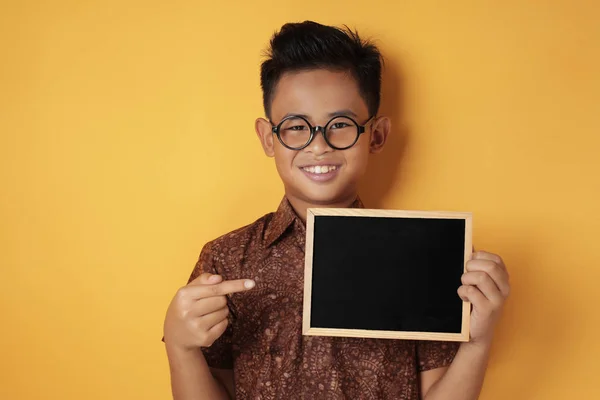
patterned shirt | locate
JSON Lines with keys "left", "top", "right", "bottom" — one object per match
{"left": 188, "top": 197, "right": 459, "bottom": 399}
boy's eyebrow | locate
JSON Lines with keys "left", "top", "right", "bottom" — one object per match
{"left": 280, "top": 109, "right": 358, "bottom": 121}
{"left": 327, "top": 109, "right": 358, "bottom": 118}
{"left": 281, "top": 113, "right": 309, "bottom": 120}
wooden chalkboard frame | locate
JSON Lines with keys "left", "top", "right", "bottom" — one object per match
{"left": 302, "top": 208, "right": 472, "bottom": 342}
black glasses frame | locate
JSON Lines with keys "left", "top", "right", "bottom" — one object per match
{"left": 271, "top": 115, "right": 374, "bottom": 151}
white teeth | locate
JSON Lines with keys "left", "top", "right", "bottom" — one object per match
{"left": 302, "top": 165, "right": 337, "bottom": 174}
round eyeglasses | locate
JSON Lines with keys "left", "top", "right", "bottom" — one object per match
{"left": 271, "top": 115, "right": 374, "bottom": 151}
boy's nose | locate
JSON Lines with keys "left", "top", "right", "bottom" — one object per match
{"left": 305, "top": 129, "right": 333, "bottom": 155}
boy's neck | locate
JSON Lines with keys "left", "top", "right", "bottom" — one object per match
{"left": 286, "top": 193, "right": 359, "bottom": 223}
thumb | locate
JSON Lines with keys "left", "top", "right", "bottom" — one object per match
{"left": 190, "top": 272, "right": 223, "bottom": 285}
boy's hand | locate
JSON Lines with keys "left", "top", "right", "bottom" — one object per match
{"left": 458, "top": 251, "right": 510, "bottom": 345}
{"left": 163, "top": 273, "right": 255, "bottom": 351}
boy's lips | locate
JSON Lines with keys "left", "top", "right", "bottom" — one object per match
{"left": 298, "top": 164, "right": 341, "bottom": 182}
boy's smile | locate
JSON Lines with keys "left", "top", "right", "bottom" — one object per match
{"left": 256, "top": 69, "right": 390, "bottom": 218}
{"left": 298, "top": 163, "right": 340, "bottom": 182}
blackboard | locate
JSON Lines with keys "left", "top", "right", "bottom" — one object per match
{"left": 302, "top": 208, "right": 472, "bottom": 342}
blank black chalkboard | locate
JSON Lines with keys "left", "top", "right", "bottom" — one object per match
{"left": 302, "top": 208, "right": 472, "bottom": 342}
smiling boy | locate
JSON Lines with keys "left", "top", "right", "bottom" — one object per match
{"left": 163, "top": 21, "right": 510, "bottom": 400}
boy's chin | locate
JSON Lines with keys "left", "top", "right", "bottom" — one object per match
{"left": 292, "top": 186, "right": 353, "bottom": 206}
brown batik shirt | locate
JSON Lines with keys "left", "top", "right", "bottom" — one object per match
{"left": 188, "top": 197, "right": 460, "bottom": 399}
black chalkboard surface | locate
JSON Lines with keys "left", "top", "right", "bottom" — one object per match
{"left": 302, "top": 208, "right": 472, "bottom": 342}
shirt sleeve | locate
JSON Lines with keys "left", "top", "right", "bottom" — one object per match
{"left": 186, "top": 243, "right": 234, "bottom": 369}
{"left": 415, "top": 340, "right": 460, "bottom": 372}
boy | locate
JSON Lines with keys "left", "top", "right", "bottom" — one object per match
{"left": 163, "top": 21, "right": 510, "bottom": 400}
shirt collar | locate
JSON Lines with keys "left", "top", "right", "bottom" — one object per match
{"left": 265, "top": 196, "right": 365, "bottom": 247}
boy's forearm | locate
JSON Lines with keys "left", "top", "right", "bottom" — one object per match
{"left": 166, "top": 344, "right": 231, "bottom": 400}
{"left": 423, "top": 340, "right": 492, "bottom": 400}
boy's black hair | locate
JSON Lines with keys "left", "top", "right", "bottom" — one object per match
{"left": 260, "top": 21, "right": 383, "bottom": 120}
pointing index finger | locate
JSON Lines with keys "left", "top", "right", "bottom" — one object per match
{"left": 206, "top": 279, "right": 256, "bottom": 297}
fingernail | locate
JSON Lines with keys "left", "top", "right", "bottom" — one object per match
{"left": 244, "top": 280, "right": 255, "bottom": 289}
{"left": 208, "top": 275, "right": 221, "bottom": 283}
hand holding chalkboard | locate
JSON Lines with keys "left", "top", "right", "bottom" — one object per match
{"left": 459, "top": 251, "right": 510, "bottom": 343}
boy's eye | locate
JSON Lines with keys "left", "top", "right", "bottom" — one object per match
{"left": 285, "top": 125, "right": 308, "bottom": 131}
{"left": 330, "top": 122, "right": 351, "bottom": 129}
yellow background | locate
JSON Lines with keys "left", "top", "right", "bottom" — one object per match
{"left": 1, "top": 1, "right": 599, "bottom": 399}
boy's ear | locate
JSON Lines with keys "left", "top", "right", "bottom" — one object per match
{"left": 255, "top": 118, "right": 275, "bottom": 157}
{"left": 369, "top": 116, "right": 391, "bottom": 154}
